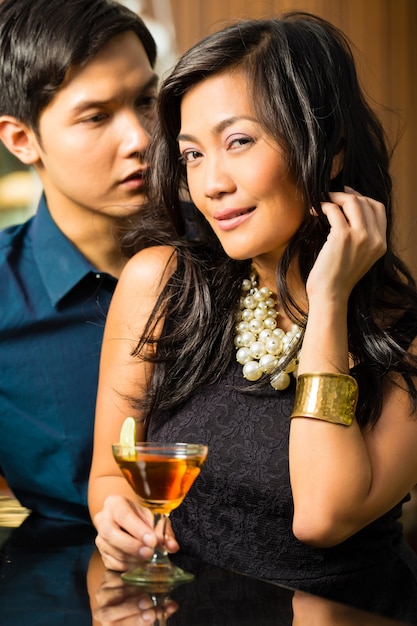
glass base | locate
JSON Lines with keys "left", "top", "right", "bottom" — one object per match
{"left": 121, "top": 560, "right": 195, "bottom": 587}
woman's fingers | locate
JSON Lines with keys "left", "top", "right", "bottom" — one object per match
{"left": 93, "top": 495, "right": 180, "bottom": 572}
{"left": 94, "top": 496, "right": 156, "bottom": 571}
{"left": 307, "top": 189, "right": 387, "bottom": 300}
{"left": 327, "top": 189, "right": 387, "bottom": 244}
{"left": 324, "top": 189, "right": 386, "bottom": 251}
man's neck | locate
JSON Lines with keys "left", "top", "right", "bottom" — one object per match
{"left": 45, "top": 196, "right": 129, "bottom": 279}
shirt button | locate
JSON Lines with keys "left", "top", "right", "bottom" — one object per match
{"left": 96, "top": 273, "right": 101, "bottom": 279}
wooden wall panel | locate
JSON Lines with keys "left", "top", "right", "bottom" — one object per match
{"left": 168, "top": 0, "right": 417, "bottom": 277}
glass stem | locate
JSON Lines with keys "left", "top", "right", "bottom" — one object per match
{"left": 150, "top": 512, "right": 169, "bottom": 564}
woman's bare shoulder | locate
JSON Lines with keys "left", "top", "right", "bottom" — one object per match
{"left": 118, "top": 245, "right": 176, "bottom": 293}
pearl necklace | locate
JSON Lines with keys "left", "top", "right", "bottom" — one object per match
{"left": 234, "top": 273, "right": 302, "bottom": 390}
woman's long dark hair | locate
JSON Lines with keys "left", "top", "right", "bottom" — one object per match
{"left": 121, "top": 12, "right": 417, "bottom": 427}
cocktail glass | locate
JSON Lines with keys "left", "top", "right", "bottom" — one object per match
{"left": 112, "top": 442, "right": 208, "bottom": 585}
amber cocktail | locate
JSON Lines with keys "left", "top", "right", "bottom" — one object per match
{"left": 112, "top": 442, "right": 208, "bottom": 585}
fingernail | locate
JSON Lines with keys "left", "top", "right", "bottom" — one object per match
{"left": 143, "top": 532, "right": 155, "bottom": 546}
{"left": 138, "top": 597, "right": 153, "bottom": 610}
{"left": 139, "top": 545, "right": 153, "bottom": 559}
{"left": 141, "top": 611, "right": 155, "bottom": 622}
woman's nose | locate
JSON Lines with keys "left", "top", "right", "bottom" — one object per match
{"left": 203, "top": 157, "right": 236, "bottom": 198}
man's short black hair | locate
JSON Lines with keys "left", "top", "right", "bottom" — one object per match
{"left": 0, "top": 0, "right": 157, "bottom": 132}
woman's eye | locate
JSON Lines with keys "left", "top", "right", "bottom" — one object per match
{"left": 180, "top": 149, "right": 202, "bottom": 164}
{"left": 228, "top": 136, "right": 253, "bottom": 149}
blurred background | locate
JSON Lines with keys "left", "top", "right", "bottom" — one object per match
{"left": 0, "top": 0, "right": 415, "bottom": 279}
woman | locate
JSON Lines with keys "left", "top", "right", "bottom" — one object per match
{"left": 88, "top": 12, "right": 417, "bottom": 617}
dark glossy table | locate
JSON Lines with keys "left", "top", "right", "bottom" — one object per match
{"left": 0, "top": 512, "right": 415, "bottom": 626}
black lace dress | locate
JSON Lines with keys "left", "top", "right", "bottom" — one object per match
{"left": 147, "top": 319, "right": 417, "bottom": 623}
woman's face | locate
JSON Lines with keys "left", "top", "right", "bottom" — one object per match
{"left": 178, "top": 70, "right": 306, "bottom": 268}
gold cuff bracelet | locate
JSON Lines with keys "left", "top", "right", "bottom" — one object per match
{"left": 290, "top": 373, "right": 358, "bottom": 427}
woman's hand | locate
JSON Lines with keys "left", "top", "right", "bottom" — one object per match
{"left": 93, "top": 495, "right": 180, "bottom": 572}
{"left": 307, "top": 187, "right": 387, "bottom": 304}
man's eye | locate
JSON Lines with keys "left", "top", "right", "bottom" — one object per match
{"left": 136, "top": 95, "right": 157, "bottom": 108}
{"left": 82, "top": 113, "right": 108, "bottom": 124}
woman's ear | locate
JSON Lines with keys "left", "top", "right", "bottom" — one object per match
{"left": 0, "top": 116, "right": 41, "bottom": 165}
{"left": 330, "top": 145, "right": 345, "bottom": 179}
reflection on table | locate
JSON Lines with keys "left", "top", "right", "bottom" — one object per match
{"left": 0, "top": 513, "right": 415, "bottom": 626}
{"left": 89, "top": 552, "right": 410, "bottom": 626}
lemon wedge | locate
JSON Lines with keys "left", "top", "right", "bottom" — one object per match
{"left": 119, "top": 416, "right": 136, "bottom": 449}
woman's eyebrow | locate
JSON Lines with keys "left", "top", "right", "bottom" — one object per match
{"left": 177, "top": 115, "right": 256, "bottom": 141}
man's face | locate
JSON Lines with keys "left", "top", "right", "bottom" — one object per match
{"left": 32, "top": 31, "right": 158, "bottom": 221}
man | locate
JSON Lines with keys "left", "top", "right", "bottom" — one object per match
{"left": 0, "top": 0, "right": 158, "bottom": 523}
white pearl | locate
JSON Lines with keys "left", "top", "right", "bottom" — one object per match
{"left": 242, "top": 278, "right": 252, "bottom": 291}
{"left": 259, "top": 329, "right": 273, "bottom": 342}
{"left": 236, "top": 321, "right": 249, "bottom": 333}
{"left": 259, "top": 353, "right": 277, "bottom": 373}
{"left": 259, "top": 286, "right": 272, "bottom": 298}
{"left": 240, "top": 331, "right": 256, "bottom": 347}
{"left": 243, "top": 360, "right": 263, "bottom": 381}
{"left": 236, "top": 347, "right": 251, "bottom": 364}
{"left": 241, "top": 308, "right": 254, "bottom": 322}
{"left": 234, "top": 334, "right": 244, "bottom": 348}
{"left": 254, "top": 306, "right": 268, "bottom": 320}
{"left": 249, "top": 341, "right": 267, "bottom": 359}
{"left": 266, "top": 337, "right": 283, "bottom": 355}
{"left": 270, "top": 371, "right": 291, "bottom": 390}
{"left": 263, "top": 316, "right": 277, "bottom": 330}
{"left": 249, "top": 318, "right": 264, "bottom": 333}
{"left": 244, "top": 295, "right": 257, "bottom": 309}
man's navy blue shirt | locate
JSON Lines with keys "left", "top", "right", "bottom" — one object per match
{"left": 0, "top": 196, "right": 117, "bottom": 523}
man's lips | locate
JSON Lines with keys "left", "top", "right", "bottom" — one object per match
{"left": 122, "top": 169, "right": 147, "bottom": 183}
{"left": 121, "top": 169, "right": 148, "bottom": 189}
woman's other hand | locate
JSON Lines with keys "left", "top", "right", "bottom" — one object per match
{"left": 307, "top": 188, "right": 387, "bottom": 304}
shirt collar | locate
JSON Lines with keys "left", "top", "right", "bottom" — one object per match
{"left": 31, "top": 195, "right": 98, "bottom": 306}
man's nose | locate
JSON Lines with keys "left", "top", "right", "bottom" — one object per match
{"left": 121, "top": 110, "right": 154, "bottom": 158}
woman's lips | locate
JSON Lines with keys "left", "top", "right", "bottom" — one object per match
{"left": 214, "top": 206, "right": 256, "bottom": 231}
